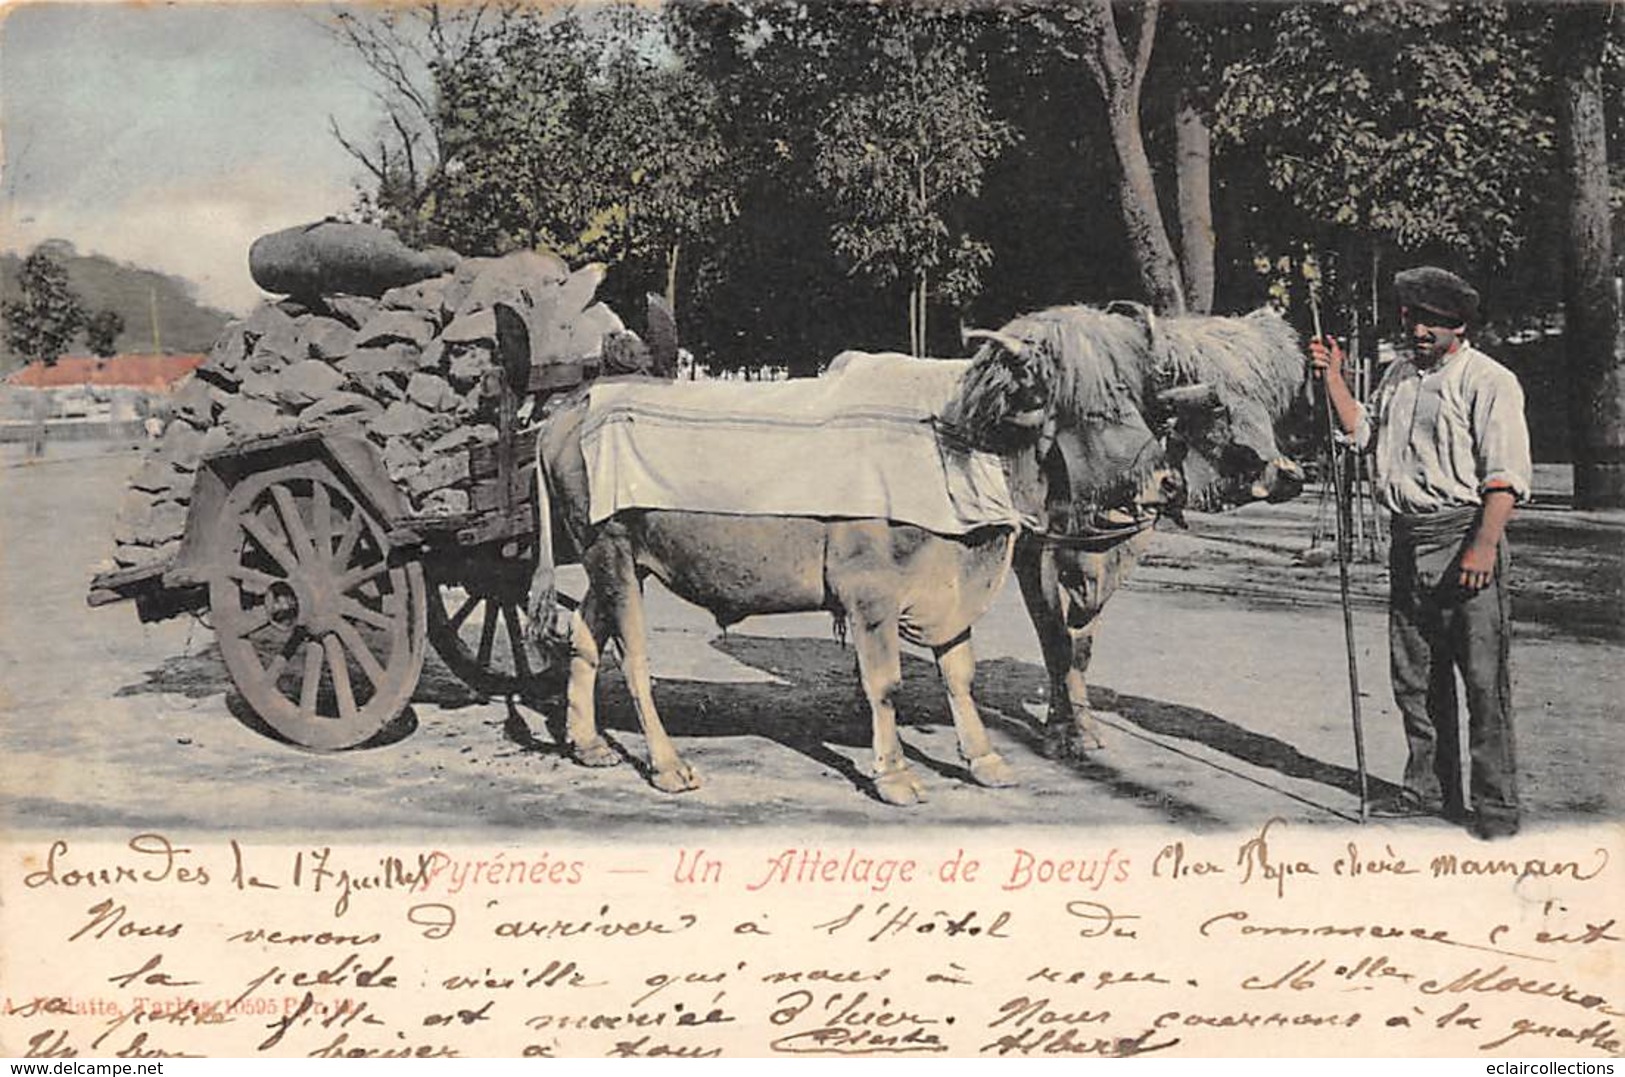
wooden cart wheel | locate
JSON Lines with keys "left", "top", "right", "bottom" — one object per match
{"left": 207, "top": 461, "right": 427, "bottom": 750}
{"left": 427, "top": 558, "right": 570, "bottom": 696}
{"left": 426, "top": 561, "right": 533, "bottom": 697}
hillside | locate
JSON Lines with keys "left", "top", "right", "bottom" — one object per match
{"left": 0, "top": 240, "right": 232, "bottom": 372}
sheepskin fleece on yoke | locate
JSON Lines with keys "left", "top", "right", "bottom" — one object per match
{"left": 580, "top": 351, "right": 1024, "bottom": 536}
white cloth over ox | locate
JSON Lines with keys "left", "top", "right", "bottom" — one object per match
{"left": 580, "top": 351, "right": 1025, "bottom": 536}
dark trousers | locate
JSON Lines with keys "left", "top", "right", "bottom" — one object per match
{"left": 1388, "top": 525, "right": 1519, "bottom": 822}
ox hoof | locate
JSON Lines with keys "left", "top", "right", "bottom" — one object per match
{"left": 1044, "top": 718, "right": 1105, "bottom": 760}
{"left": 652, "top": 762, "right": 701, "bottom": 794}
{"left": 874, "top": 769, "right": 927, "bottom": 807}
{"left": 968, "top": 752, "right": 1017, "bottom": 788}
{"left": 573, "top": 738, "right": 621, "bottom": 768}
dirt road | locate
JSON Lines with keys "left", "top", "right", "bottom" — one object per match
{"left": 2, "top": 439, "right": 1620, "bottom": 839}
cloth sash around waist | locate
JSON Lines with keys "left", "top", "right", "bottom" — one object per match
{"left": 1390, "top": 504, "right": 1480, "bottom": 588}
{"left": 1390, "top": 504, "right": 1479, "bottom": 546}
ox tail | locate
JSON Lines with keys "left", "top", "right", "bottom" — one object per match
{"left": 528, "top": 435, "right": 561, "bottom": 653}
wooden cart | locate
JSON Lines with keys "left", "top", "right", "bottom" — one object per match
{"left": 86, "top": 333, "right": 594, "bottom": 751}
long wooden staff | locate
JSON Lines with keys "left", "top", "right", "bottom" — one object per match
{"left": 1306, "top": 263, "right": 1370, "bottom": 822}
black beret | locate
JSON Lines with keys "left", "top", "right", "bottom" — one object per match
{"left": 1395, "top": 266, "right": 1479, "bottom": 325}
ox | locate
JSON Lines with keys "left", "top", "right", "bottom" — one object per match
{"left": 524, "top": 323, "right": 1202, "bottom": 804}
{"left": 523, "top": 303, "right": 1304, "bottom": 803}
{"left": 993, "top": 305, "right": 1307, "bottom": 758}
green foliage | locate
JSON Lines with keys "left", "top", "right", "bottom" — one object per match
{"left": 812, "top": 19, "right": 1014, "bottom": 305}
{"left": 83, "top": 309, "right": 125, "bottom": 359}
{"left": 806, "top": 11, "right": 1016, "bottom": 350}
{"left": 1215, "top": 2, "right": 1554, "bottom": 264}
{"left": 2, "top": 249, "right": 86, "bottom": 367}
{"left": 338, "top": 2, "right": 735, "bottom": 305}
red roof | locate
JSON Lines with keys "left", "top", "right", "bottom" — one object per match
{"left": 5, "top": 353, "right": 205, "bottom": 390}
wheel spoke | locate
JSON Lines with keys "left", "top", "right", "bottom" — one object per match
{"left": 447, "top": 592, "right": 480, "bottom": 631}
{"left": 235, "top": 604, "right": 274, "bottom": 638}
{"left": 299, "top": 641, "right": 323, "bottom": 720}
{"left": 336, "top": 621, "right": 387, "bottom": 689}
{"left": 263, "top": 649, "right": 289, "bottom": 684}
{"left": 272, "top": 484, "right": 317, "bottom": 562}
{"left": 312, "top": 482, "right": 333, "bottom": 563}
{"left": 332, "top": 511, "right": 364, "bottom": 570}
{"left": 242, "top": 514, "right": 299, "bottom": 576}
{"left": 476, "top": 602, "right": 500, "bottom": 668}
{"left": 504, "top": 604, "right": 530, "bottom": 679}
{"left": 336, "top": 559, "right": 390, "bottom": 595}
{"left": 324, "top": 636, "right": 358, "bottom": 721}
{"left": 340, "top": 596, "right": 396, "bottom": 631}
{"left": 226, "top": 566, "right": 282, "bottom": 592}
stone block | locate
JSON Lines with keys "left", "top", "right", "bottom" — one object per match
{"left": 457, "top": 251, "right": 571, "bottom": 315}
{"left": 447, "top": 345, "right": 496, "bottom": 390}
{"left": 129, "top": 455, "right": 182, "bottom": 495}
{"left": 406, "top": 372, "right": 458, "bottom": 412}
{"left": 382, "top": 436, "right": 424, "bottom": 481}
{"left": 220, "top": 397, "right": 291, "bottom": 441}
{"left": 442, "top": 308, "right": 497, "bottom": 345}
{"left": 406, "top": 453, "right": 469, "bottom": 497}
{"left": 159, "top": 422, "right": 206, "bottom": 471}
{"left": 276, "top": 360, "right": 347, "bottom": 408}
{"left": 299, "top": 316, "right": 358, "bottom": 361}
{"left": 172, "top": 377, "right": 218, "bottom": 428}
{"left": 418, "top": 487, "right": 471, "bottom": 516}
{"left": 369, "top": 400, "right": 434, "bottom": 440}
{"left": 416, "top": 337, "right": 447, "bottom": 372}
{"left": 355, "top": 309, "right": 436, "bottom": 349}
{"left": 325, "top": 294, "right": 381, "bottom": 329}
{"left": 239, "top": 371, "right": 282, "bottom": 402}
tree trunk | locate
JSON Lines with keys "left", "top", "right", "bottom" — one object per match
{"left": 908, "top": 285, "right": 919, "bottom": 358}
{"left": 665, "top": 243, "right": 680, "bottom": 314}
{"left": 1559, "top": 15, "right": 1625, "bottom": 508}
{"left": 1174, "top": 101, "right": 1215, "bottom": 314}
{"left": 1078, "top": 0, "right": 1186, "bottom": 315}
{"left": 917, "top": 271, "right": 929, "bottom": 357}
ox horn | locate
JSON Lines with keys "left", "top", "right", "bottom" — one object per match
{"left": 1105, "top": 299, "right": 1158, "bottom": 333}
{"left": 1154, "top": 382, "right": 1220, "bottom": 409}
{"left": 962, "top": 327, "right": 1028, "bottom": 355}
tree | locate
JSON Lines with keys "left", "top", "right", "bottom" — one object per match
{"left": 811, "top": 12, "right": 1016, "bottom": 354}
{"left": 1215, "top": 3, "right": 1555, "bottom": 321}
{"left": 1068, "top": 0, "right": 1186, "bottom": 314}
{"left": 334, "top": 3, "right": 734, "bottom": 317}
{"left": 2, "top": 248, "right": 85, "bottom": 367}
{"left": 1553, "top": 2, "right": 1624, "bottom": 507}
{"left": 83, "top": 309, "right": 125, "bottom": 359}
{"left": 577, "top": 6, "right": 738, "bottom": 311}
{"left": 328, "top": 2, "right": 510, "bottom": 249}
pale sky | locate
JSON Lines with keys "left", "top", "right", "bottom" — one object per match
{"left": 1, "top": 1, "right": 389, "bottom": 314}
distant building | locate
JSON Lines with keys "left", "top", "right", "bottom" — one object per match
{"left": 5, "top": 353, "right": 205, "bottom": 392}
{"left": 2, "top": 353, "right": 204, "bottom": 425}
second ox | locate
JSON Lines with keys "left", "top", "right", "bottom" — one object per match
{"left": 991, "top": 304, "right": 1308, "bottom": 758}
{"left": 522, "top": 303, "right": 1304, "bottom": 804}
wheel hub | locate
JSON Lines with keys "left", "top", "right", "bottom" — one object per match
{"left": 267, "top": 580, "right": 301, "bottom": 628}
{"left": 282, "top": 569, "right": 344, "bottom": 636}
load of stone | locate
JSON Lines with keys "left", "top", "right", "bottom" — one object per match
{"left": 110, "top": 221, "right": 626, "bottom": 570}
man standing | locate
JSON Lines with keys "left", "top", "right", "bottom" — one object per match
{"left": 1310, "top": 267, "right": 1532, "bottom": 840}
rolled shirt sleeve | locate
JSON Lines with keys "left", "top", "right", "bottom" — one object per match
{"left": 1471, "top": 364, "right": 1533, "bottom": 503}
{"left": 1345, "top": 400, "right": 1375, "bottom": 452}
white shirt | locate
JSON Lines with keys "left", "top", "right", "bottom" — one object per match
{"left": 1347, "top": 341, "right": 1532, "bottom": 516}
